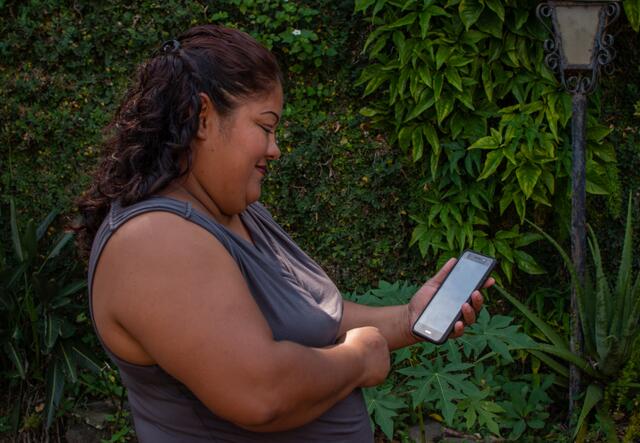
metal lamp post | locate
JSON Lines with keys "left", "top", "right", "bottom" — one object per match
{"left": 536, "top": 0, "right": 620, "bottom": 420}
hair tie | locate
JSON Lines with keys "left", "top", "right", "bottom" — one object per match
{"left": 160, "top": 39, "right": 181, "bottom": 55}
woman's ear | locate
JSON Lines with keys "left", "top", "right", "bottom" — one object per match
{"left": 195, "top": 93, "right": 214, "bottom": 140}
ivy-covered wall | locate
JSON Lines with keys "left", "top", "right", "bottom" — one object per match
{"left": 1, "top": 0, "right": 638, "bottom": 289}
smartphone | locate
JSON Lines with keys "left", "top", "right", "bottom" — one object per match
{"left": 412, "top": 250, "right": 496, "bottom": 344}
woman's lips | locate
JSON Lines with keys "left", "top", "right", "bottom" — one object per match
{"left": 256, "top": 165, "right": 267, "bottom": 175}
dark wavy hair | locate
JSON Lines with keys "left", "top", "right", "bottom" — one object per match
{"left": 75, "top": 25, "right": 283, "bottom": 259}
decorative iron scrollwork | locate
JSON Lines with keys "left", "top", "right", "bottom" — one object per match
{"left": 537, "top": 2, "right": 620, "bottom": 95}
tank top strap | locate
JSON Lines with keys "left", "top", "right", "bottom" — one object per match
{"left": 89, "top": 196, "right": 239, "bottom": 288}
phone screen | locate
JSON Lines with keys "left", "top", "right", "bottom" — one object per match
{"left": 413, "top": 251, "right": 494, "bottom": 342}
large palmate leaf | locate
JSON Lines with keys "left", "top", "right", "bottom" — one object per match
{"left": 460, "top": 308, "right": 536, "bottom": 361}
{"left": 457, "top": 388, "right": 504, "bottom": 436}
{"left": 363, "top": 385, "right": 407, "bottom": 440}
{"left": 399, "top": 355, "right": 474, "bottom": 424}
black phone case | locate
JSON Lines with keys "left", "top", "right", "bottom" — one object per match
{"left": 411, "top": 250, "right": 497, "bottom": 344}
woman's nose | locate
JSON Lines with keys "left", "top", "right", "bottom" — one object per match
{"left": 268, "top": 135, "right": 281, "bottom": 160}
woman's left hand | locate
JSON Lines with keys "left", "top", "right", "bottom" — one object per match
{"left": 407, "top": 258, "right": 494, "bottom": 341}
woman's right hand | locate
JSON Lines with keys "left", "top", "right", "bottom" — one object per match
{"left": 342, "top": 326, "right": 390, "bottom": 387}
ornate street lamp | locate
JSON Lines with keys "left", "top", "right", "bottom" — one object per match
{"left": 536, "top": 0, "right": 620, "bottom": 420}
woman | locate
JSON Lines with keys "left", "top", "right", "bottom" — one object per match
{"left": 76, "top": 25, "right": 491, "bottom": 442}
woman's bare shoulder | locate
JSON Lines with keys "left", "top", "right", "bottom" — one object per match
{"left": 92, "top": 210, "right": 248, "bottom": 362}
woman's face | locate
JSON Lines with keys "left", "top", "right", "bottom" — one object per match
{"left": 190, "top": 84, "right": 284, "bottom": 216}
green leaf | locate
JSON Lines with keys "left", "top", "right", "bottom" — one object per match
{"left": 513, "top": 8, "right": 529, "bottom": 30}
{"left": 363, "top": 73, "right": 389, "bottom": 96}
{"left": 3, "top": 342, "right": 26, "bottom": 379}
{"left": 364, "top": 386, "right": 407, "bottom": 440}
{"left": 573, "top": 384, "right": 603, "bottom": 439}
{"left": 419, "top": 11, "right": 433, "bottom": 39}
{"left": 398, "top": 125, "right": 413, "bottom": 151}
{"left": 402, "top": 355, "right": 472, "bottom": 424}
{"left": 586, "top": 178, "right": 609, "bottom": 195}
{"left": 514, "top": 250, "right": 546, "bottom": 275}
{"left": 516, "top": 163, "right": 541, "bottom": 198}
{"left": 36, "top": 208, "right": 60, "bottom": 241}
{"left": 458, "top": 389, "right": 504, "bottom": 436}
{"left": 494, "top": 239, "right": 514, "bottom": 262}
{"left": 624, "top": 0, "right": 640, "bottom": 32}
{"left": 513, "top": 232, "right": 543, "bottom": 248}
{"left": 459, "top": 0, "right": 483, "bottom": 30}
{"left": 445, "top": 67, "right": 463, "bottom": 91}
{"left": 10, "top": 199, "right": 24, "bottom": 262}
{"left": 476, "top": 9, "right": 503, "bottom": 39}
{"left": 388, "top": 12, "right": 418, "bottom": 29}
{"left": 58, "top": 280, "right": 87, "bottom": 299}
{"left": 45, "top": 313, "right": 62, "bottom": 351}
{"left": 435, "top": 93, "right": 454, "bottom": 125}
{"left": 481, "top": 64, "right": 493, "bottom": 102}
{"left": 529, "top": 350, "right": 569, "bottom": 379}
{"left": 360, "top": 107, "right": 381, "bottom": 117}
{"left": 485, "top": 0, "right": 505, "bottom": 22}
{"left": 433, "top": 72, "right": 444, "bottom": 99}
{"left": 44, "top": 232, "right": 74, "bottom": 262}
{"left": 423, "top": 124, "right": 440, "bottom": 156}
{"left": 58, "top": 341, "right": 78, "bottom": 384}
{"left": 404, "top": 93, "right": 435, "bottom": 122}
{"left": 418, "top": 65, "right": 433, "bottom": 88}
{"left": 72, "top": 343, "right": 104, "bottom": 373}
{"left": 615, "top": 195, "right": 633, "bottom": 299}
{"left": 477, "top": 150, "right": 503, "bottom": 180}
{"left": 354, "top": 0, "right": 377, "bottom": 13}
{"left": 412, "top": 128, "right": 424, "bottom": 161}
{"left": 468, "top": 135, "right": 499, "bottom": 150}
{"left": 465, "top": 309, "right": 536, "bottom": 361}
{"left": 45, "top": 360, "right": 65, "bottom": 428}
{"left": 455, "top": 88, "right": 475, "bottom": 110}
{"left": 430, "top": 150, "right": 441, "bottom": 181}
{"left": 494, "top": 285, "right": 569, "bottom": 351}
{"left": 435, "top": 45, "right": 452, "bottom": 70}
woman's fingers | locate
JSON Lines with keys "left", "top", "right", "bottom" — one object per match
{"left": 482, "top": 277, "right": 495, "bottom": 289}
{"left": 425, "top": 258, "right": 457, "bottom": 289}
{"left": 450, "top": 321, "right": 465, "bottom": 338}
{"left": 470, "top": 291, "right": 484, "bottom": 313}
{"left": 461, "top": 302, "right": 476, "bottom": 325}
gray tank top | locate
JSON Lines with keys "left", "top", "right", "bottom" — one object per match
{"left": 88, "top": 196, "right": 373, "bottom": 442}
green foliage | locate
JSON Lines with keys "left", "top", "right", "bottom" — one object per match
{"left": 262, "top": 109, "right": 427, "bottom": 290}
{"left": 0, "top": 200, "right": 102, "bottom": 428}
{"left": 345, "top": 281, "right": 555, "bottom": 440}
{"left": 354, "top": 0, "right": 618, "bottom": 280}
{"left": 625, "top": 0, "right": 640, "bottom": 32}
{"left": 496, "top": 195, "right": 640, "bottom": 440}
{"left": 528, "top": 195, "right": 640, "bottom": 379}
{"left": 498, "top": 376, "right": 552, "bottom": 440}
{"left": 1, "top": 0, "right": 638, "bottom": 439}
{"left": 607, "top": 336, "right": 640, "bottom": 414}
{"left": 208, "top": 0, "right": 339, "bottom": 73}
{"left": 623, "top": 408, "right": 640, "bottom": 443}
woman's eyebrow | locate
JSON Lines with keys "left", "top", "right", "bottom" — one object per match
{"left": 260, "top": 110, "right": 280, "bottom": 123}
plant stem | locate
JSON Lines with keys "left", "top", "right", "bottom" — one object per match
{"left": 24, "top": 275, "right": 40, "bottom": 369}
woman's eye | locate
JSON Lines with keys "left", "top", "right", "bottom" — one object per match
{"left": 259, "top": 125, "right": 274, "bottom": 134}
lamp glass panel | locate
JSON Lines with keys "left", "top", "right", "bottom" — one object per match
{"left": 555, "top": 5, "right": 602, "bottom": 67}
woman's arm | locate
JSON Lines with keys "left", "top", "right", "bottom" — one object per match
{"left": 92, "top": 212, "right": 390, "bottom": 432}
{"left": 339, "top": 259, "right": 491, "bottom": 351}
